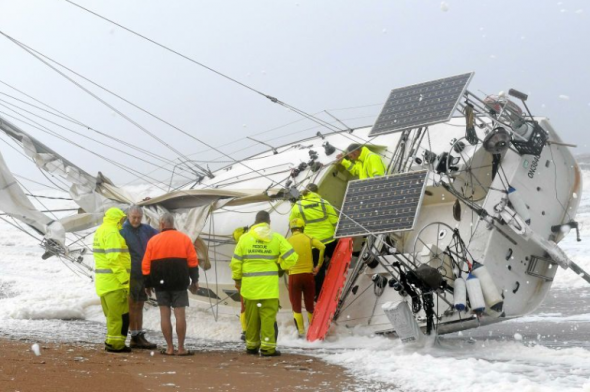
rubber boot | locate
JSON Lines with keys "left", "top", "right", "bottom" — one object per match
{"left": 307, "top": 312, "right": 313, "bottom": 324}
{"left": 293, "top": 312, "right": 305, "bottom": 338}
{"left": 240, "top": 311, "right": 247, "bottom": 341}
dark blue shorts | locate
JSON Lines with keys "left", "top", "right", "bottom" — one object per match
{"left": 129, "top": 275, "right": 148, "bottom": 302}
{"left": 155, "top": 290, "right": 189, "bottom": 308}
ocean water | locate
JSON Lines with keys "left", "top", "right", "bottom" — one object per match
{"left": 1, "top": 177, "right": 590, "bottom": 392}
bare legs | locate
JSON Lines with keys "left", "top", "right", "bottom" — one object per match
{"left": 174, "top": 307, "right": 187, "bottom": 354}
{"left": 129, "top": 297, "right": 144, "bottom": 332}
{"left": 158, "top": 306, "right": 187, "bottom": 355}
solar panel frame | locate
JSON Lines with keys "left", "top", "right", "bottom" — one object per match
{"left": 334, "top": 170, "right": 429, "bottom": 238}
{"left": 369, "top": 72, "right": 474, "bottom": 137}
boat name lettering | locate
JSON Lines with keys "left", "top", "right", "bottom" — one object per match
{"left": 528, "top": 155, "right": 540, "bottom": 178}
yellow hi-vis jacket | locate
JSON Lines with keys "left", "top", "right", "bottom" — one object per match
{"left": 93, "top": 208, "right": 131, "bottom": 297}
{"left": 289, "top": 192, "right": 338, "bottom": 244}
{"left": 287, "top": 232, "right": 325, "bottom": 275}
{"left": 230, "top": 223, "right": 298, "bottom": 300}
{"left": 341, "top": 146, "right": 386, "bottom": 179}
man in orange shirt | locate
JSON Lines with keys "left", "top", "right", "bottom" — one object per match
{"left": 142, "top": 213, "right": 199, "bottom": 356}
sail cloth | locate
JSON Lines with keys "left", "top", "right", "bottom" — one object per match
{"left": 0, "top": 114, "right": 277, "bottom": 263}
{"left": 0, "top": 149, "right": 66, "bottom": 246}
{"left": 0, "top": 115, "right": 135, "bottom": 214}
{"left": 138, "top": 190, "right": 276, "bottom": 270}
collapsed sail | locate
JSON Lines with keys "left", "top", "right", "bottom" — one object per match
{"left": 0, "top": 114, "right": 134, "bottom": 246}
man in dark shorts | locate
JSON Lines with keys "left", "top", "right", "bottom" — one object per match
{"left": 120, "top": 205, "right": 158, "bottom": 349}
{"left": 142, "top": 213, "right": 199, "bottom": 356}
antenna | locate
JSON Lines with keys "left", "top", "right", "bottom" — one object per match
{"left": 246, "top": 137, "right": 278, "bottom": 155}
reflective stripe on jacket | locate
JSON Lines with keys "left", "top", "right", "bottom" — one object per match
{"left": 93, "top": 208, "right": 131, "bottom": 297}
{"left": 289, "top": 192, "right": 338, "bottom": 244}
{"left": 230, "top": 223, "right": 298, "bottom": 300}
{"left": 341, "top": 146, "right": 386, "bottom": 179}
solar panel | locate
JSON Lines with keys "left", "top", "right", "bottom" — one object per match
{"left": 334, "top": 171, "right": 428, "bottom": 238}
{"left": 369, "top": 73, "right": 474, "bottom": 136}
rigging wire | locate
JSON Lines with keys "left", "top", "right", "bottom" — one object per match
{"left": 0, "top": 108, "right": 169, "bottom": 191}
{"left": 0, "top": 33, "right": 300, "bottom": 190}
{"left": 185, "top": 102, "right": 384, "bottom": 161}
{"left": 0, "top": 79, "right": 83, "bottom": 125}
{"left": 0, "top": 134, "right": 69, "bottom": 191}
{"left": 0, "top": 31, "right": 212, "bottom": 179}
{"left": 0, "top": 99, "right": 196, "bottom": 182}
{"left": 13, "top": 173, "right": 61, "bottom": 190}
{"left": 64, "top": 0, "right": 345, "bottom": 135}
{"left": 0, "top": 87, "right": 193, "bottom": 175}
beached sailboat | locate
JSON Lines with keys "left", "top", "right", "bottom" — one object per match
{"left": 1, "top": 72, "right": 588, "bottom": 342}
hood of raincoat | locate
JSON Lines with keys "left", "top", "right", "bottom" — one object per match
{"left": 302, "top": 192, "right": 321, "bottom": 202}
{"left": 358, "top": 146, "right": 372, "bottom": 162}
{"left": 250, "top": 222, "right": 272, "bottom": 242}
{"left": 103, "top": 207, "right": 126, "bottom": 229}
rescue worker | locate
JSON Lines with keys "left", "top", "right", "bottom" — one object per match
{"left": 287, "top": 218, "right": 325, "bottom": 337}
{"left": 289, "top": 183, "right": 338, "bottom": 299}
{"left": 93, "top": 207, "right": 132, "bottom": 353}
{"left": 120, "top": 205, "right": 158, "bottom": 349}
{"left": 142, "top": 213, "right": 199, "bottom": 356}
{"left": 230, "top": 211, "right": 298, "bottom": 357}
{"left": 337, "top": 143, "right": 386, "bottom": 179}
{"left": 232, "top": 226, "right": 249, "bottom": 342}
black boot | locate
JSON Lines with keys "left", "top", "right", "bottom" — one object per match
{"left": 261, "top": 350, "right": 281, "bottom": 357}
{"left": 105, "top": 345, "right": 132, "bottom": 353}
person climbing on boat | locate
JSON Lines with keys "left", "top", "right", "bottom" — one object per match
{"left": 119, "top": 205, "right": 158, "bottom": 349}
{"left": 287, "top": 218, "right": 325, "bottom": 338}
{"left": 337, "top": 143, "right": 386, "bottom": 179}
{"left": 289, "top": 183, "right": 338, "bottom": 300}
{"left": 93, "top": 207, "right": 132, "bottom": 353}
{"left": 232, "top": 225, "right": 249, "bottom": 341}
{"left": 230, "top": 211, "right": 298, "bottom": 357}
{"left": 142, "top": 213, "right": 199, "bottom": 356}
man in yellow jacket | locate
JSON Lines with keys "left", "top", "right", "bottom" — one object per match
{"left": 337, "top": 143, "right": 386, "bottom": 179}
{"left": 93, "top": 207, "right": 132, "bottom": 353}
{"left": 230, "top": 211, "right": 298, "bottom": 357}
{"left": 287, "top": 218, "right": 325, "bottom": 337}
{"left": 289, "top": 184, "right": 338, "bottom": 299}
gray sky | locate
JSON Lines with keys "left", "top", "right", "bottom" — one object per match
{"left": 0, "top": 0, "right": 588, "bottom": 187}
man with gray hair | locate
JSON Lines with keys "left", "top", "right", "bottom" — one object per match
{"left": 142, "top": 212, "right": 199, "bottom": 356}
{"left": 120, "top": 205, "right": 158, "bottom": 349}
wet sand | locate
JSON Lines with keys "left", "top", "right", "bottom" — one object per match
{"left": 0, "top": 338, "right": 359, "bottom": 392}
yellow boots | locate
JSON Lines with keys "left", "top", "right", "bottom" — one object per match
{"left": 293, "top": 312, "right": 313, "bottom": 338}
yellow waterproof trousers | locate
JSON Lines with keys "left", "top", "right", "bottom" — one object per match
{"left": 100, "top": 289, "right": 129, "bottom": 350}
{"left": 244, "top": 298, "right": 279, "bottom": 355}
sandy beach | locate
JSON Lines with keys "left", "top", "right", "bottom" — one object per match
{"left": 0, "top": 338, "right": 364, "bottom": 392}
